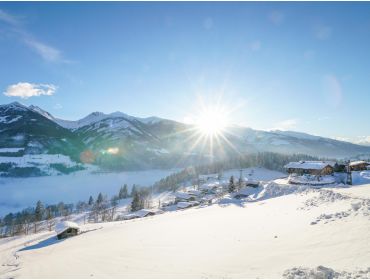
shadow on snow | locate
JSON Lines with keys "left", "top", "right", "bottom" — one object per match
{"left": 19, "top": 236, "right": 63, "bottom": 251}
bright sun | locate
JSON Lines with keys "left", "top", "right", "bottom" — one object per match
{"left": 195, "top": 105, "right": 230, "bottom": 137}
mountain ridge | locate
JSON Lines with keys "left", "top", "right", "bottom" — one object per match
{"left": 0, "top": 102, "right": 369, "bottom": 172}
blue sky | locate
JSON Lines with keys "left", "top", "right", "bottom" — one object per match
{"left": 0, "top": 2, "right": 370, "bottom": 143}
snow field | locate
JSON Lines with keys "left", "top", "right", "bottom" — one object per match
{"left": 1, "top": 184, "right": 370, "bottom": 278}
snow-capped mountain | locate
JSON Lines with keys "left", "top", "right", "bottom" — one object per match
{"left": 1, "top": 102, "right": 370, "bottom": 172}
{"left": 0, "top": 102, "right": 83, "bottom": 157}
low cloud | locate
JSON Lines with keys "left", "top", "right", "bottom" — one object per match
{"left": 3, "top": 82, "right": 57, "bottom": 99}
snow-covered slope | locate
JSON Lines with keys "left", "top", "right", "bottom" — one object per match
{"left": 2, "top": 102, "right": 370, "bottom": 173}
{"left": 1, "top": 184, "right": 369, "bottom": 278}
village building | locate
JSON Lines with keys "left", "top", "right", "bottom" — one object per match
{"left": 349, "top": 161, "right": 369, "bottom": 171}
{"left": 174, "top": 192, "right": 198, "bottom": 203}
{"left": 199, "top": 182, "right": 222, "bottom": 194}
{"left": 284, "top": 161, "right": 335, "bottom": 176}
{"left": 198, "top": 173, "right": 219, "bottom": 183}
{"left": 244, "top": 178, "right": 260, "bottom": 188}
{"left": 55, "top": 221, "right": 80, "bottom": 240}
{"left": 122, "top": 209, "right": 163, "bottom": 220}
{"left": 176, "top": 201, "right": 199, "bottom": 209}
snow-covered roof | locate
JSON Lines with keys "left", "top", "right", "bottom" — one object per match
{"left": 284, "top": 161, "right": 336, "bottom": 170}
{"left": 174, "top": 192, "right": 196, "bottom": 200}
{"left": 55, "top": 221, "right": 80, "bottom": 235}
{"left": 136, "top": 209, "right": 163, "bottom": 217}
{"left": 199, "top": 182, "right": 220, "bottom": 191}
{"left": 126, "top": 209, "right": 164, "bottom": 219}
{"left": 187, "top": 190, "right": 202, "bottom": 196}
{"left": 237, "top": 187, "right": 260, "bottom": 196}
{"left": 349, "top": 160, "right": 369, "bottom": 166}
{"left": 244, "top": 178, "right": 259, "bottom": 185}
{"left": 176, "top": 201, "right": 199, "bottom": 209}
{"left": 198, "top": 174, "right": 219, "bottom": 180}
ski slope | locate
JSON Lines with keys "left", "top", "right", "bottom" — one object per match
{"left": 1, "top": 184, "right": 369, "bottom": 278}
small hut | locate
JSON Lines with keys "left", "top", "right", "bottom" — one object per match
{"left": 349, "top": 161, "right": 369, "bottom": 171}
{"left": 55, "top": 221, "right": 80, "bottom": 240}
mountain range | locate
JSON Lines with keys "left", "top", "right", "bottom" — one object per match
{"left": 1, "top": 102, "right": 370, "bottom": 172}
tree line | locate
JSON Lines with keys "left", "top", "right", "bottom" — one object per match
{"left": 153, "top": 152, "right": 323, "bottom": 192}
{"left": 0, "top": 183, "right": 152, "bottom": 238}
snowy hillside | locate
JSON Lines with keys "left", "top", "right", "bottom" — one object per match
{"left": 1, "top": 183, "right": 369, "bottom": 278}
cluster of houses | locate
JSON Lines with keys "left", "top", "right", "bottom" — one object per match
{"left": 284, "top": 160, "right": 369, "bottom": 176}
{"left": 56, "top": 160, "right": 370, "bottom": 240}
{"left": 284, "top": 160, "right": 369, "bottom": 185}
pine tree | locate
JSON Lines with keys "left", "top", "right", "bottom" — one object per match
{"left": 130, "top": 184, "right": 137, "bottom": 197}
{"left": 131, "top": 192, "right": 141, "bottom": 212}
{"left": 96, "top": 193, "right": 103, "bottom": 205}
{"left": 118, "top": 184, "right": 128, "bottom": 199}
{"left": 33, "top": 200, "right": 44, "bottom": 233}
{"left": 88, "top": 196, "right": 94, "bottom": 206}
{"left": 228, "top": 176, "right": 235, "bottom": 193}
{"left": 122, "top": 184, "right": 128, "bottom": 198}
{"left": 34, "top": 201, "right": 44, "bottom": 222}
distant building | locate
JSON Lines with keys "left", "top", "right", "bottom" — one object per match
{"left": 284, "top": 161, "right": 335, "bottom": 176}
{"left": 174, "top": 192, "right": 198, "bottom": 203}
{"left": 55, "top": 221, "right": 80, "bottom": 240}
{"left": 349, "top": 161, "right": 369, "bottom": 171}
{"left": 122, "top": 209, "right": 163, "bottom": 220}
{"left": 198, "top": 173, "right": 219, "bottom": 183}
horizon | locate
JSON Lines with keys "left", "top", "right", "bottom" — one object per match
{"left": 1, "top": 2, "right": 370, "bottom": 144}
{"left": 2, "top": 99, "right": 369, "bottom": 148}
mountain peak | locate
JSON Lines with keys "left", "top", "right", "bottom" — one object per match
{"left": 29, "top": 105, "right": 54, "bottom": 120}
{"left": 0, "top": 101, "right": 29, "bottom": 112}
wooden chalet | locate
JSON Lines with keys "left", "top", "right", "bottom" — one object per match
{"left": 284, "top": 161, "right": 335, "bottom": 176}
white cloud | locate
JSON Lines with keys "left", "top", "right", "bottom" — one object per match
{"left": 273, "top": 119, "right": 299, "bottom": 130}
{"left": 249, "top": 40, "right": 261, "bottom": 51}
{"left": 0, "top": 9, "right": 20, "bottom": 26}
{"left": 314, "top": 25, "right": 332, "bottom": 40}
{"left": 3, "top": 82, "right": 57, "bottom": 99}
{"left": 23, "top": 36, "right": 62, "bottom": 62}
{"left": 268, "top": 11, "right": 284, "bottom": 25}
{"left": 0, "top": 9, "right": 67, "bottom": 63}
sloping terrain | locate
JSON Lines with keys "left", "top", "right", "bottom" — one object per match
{"left": 0, "top": 184, "right": 369, "bottom": 278}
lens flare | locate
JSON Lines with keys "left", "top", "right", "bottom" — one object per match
{"left": 195, "top": 105, "right": 229, "bottom": 137}
{"left": 106, "top": 147, "right": 119, "bottom": 155}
